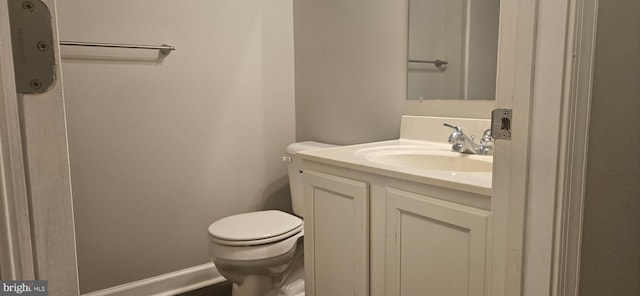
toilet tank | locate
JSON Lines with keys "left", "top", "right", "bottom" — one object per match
{"left": 284, "top": 141, "right": 337, "bottom": 217}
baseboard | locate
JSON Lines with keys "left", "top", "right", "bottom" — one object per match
{"left": 83, "top": 263, "right": 225, "bottom": 296}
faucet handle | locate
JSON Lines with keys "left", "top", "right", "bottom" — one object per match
{"left": 480, "top": 129, "right": 493, "bottom": 144}
{"left": 479, "top": 129, "right": 494, "bottom": 153}
{"left": 444, "top": 123, "right": 466, "bottom": 145}
{"left": 443, "top": 123, "right": 461, "bottom": 131}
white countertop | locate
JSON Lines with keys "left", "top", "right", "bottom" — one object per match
{"left": 298, "top": 139, "right": 493, "bottom": 196}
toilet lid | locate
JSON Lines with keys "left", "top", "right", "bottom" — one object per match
{"left": 208, "top": 210, "right": 303, "bottom": 245}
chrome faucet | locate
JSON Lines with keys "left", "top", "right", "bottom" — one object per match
{"left": 443, "top": 123, "right": 493, "bottom": 155}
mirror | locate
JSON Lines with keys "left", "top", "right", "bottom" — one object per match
{"left": 407, "top": 0, "right": 500, "bottom": 100}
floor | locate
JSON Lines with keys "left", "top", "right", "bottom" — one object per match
{"left": 177, "top": 281, "right": 232, "bottom": 296}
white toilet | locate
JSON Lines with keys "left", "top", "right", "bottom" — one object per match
{"left": 208, "top": 141, "right": 335, "bottom": 296}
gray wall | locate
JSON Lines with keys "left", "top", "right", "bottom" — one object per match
{"left": 579, "top": 0, "right": 640, "bottom": 294}
{"left": 56, "top": 0, "right": 295, "bottom": 293}
{"left": 293, "top": 0, "right": 407, "bottom": 145}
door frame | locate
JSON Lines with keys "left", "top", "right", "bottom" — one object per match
{"left": 0, "top": 1, "right": 35, "bottom": 280}
{"left": 0, "top": 0, "right": 79, "bottom": 294}
{"left": 550, "top": 0, "right": 598, "bottom": 295}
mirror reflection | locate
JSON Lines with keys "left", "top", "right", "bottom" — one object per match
{"left": 407, "top": 0, "right": 500, "bottom": 100}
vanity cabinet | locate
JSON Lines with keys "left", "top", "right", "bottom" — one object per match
{"left": 383, "top": 188, "right": 489, "bottom": 296}
{"left": 302, "top": 162, "right": 491, "bottom": 296}
{"left": 303, "top": 169, "right": 369, "bottom": 296}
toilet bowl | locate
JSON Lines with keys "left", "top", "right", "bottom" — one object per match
{"left": 208, "top": 210, "right": 305, "bottom": 296}
{"left": 207, "top": 142, "right": 336, "bottom": 296}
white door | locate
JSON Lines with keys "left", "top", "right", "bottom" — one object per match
{"left": 490, "top": 0, "right": 594, "bottom": 295}
{"left": 0, "top": 0, "right": 79, "bottom": 295}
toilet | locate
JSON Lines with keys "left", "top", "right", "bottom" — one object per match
{"left": 208, "top": 141, "right": 335, "bottom": 296}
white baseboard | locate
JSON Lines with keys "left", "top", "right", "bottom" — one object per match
{"left": 83, "top": 263, "right": 225, "bottom": 296}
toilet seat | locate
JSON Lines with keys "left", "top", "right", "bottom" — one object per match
{"left": 208, "top": 210, "right": 303, "bottom": 246}
{"left": 209, "top": 230, "right": 303, "bottom": 262}
{"left": 210, "top": 224, "right": 303, "bottom": 246}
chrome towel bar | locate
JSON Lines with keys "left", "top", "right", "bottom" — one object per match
{"left": 408, "top": 59, "right": 448, "bottom": 67}
{"left": 59, "top": 41, "right": 176, "bottom": 55}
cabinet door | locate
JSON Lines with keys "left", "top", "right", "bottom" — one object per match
{"left": 303, "top": 170, "right": 369, "bottom": 296}
{"left": 385, "top": 188, "right": 490, "bottom": 296}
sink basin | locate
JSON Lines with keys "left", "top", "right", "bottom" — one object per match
{"left": 298, "top": 139, "right": 493, "bottom": 195}
{"left": 356, "top": 146, "right": 492, "bottom": 173}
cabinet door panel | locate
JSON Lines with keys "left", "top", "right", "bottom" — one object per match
{"left": 385, "top": 188, "right": 489, "bottom": 296}
{"left": 304, "top": 170, "right": 369, "bottom": 296}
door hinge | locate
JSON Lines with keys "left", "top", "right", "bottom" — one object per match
{"left": 8, "top": 0, "right": 55, "bottom": 94}
{"left": 491, "top": 109, "right": 512, "bottom": 140}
